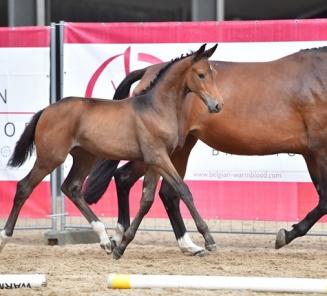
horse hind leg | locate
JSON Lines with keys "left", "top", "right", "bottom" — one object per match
{"left": 0, "top": 160, "right": 57, "bottom": 252}
{"left": 61, "top": 149, "right": 112, "bottom": 254}
{"left": 275, "top": 154, "right": 327, "bottom": 249}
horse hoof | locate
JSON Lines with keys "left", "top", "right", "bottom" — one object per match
{"left": 205, "top": 243, "right": 217, "bottom": 252}
{"left": 112, "top": 248, "right": 123, "bottom": 260}
{"left": 100, "top": 242, "right": 112, "bottom": 254}
{"left": 194, "top": 249, "right": 208, "bottom": 257}
{"left": 0, "top": 230, "right": 9, "bottom": 253}
{"left": 275, "top": 228, "right": 288, "bottom": 249}
{"left": 109, "top": 237, "right": 117, "bottom": 252}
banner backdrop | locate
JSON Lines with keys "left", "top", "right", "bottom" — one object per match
{"left": 63, "top": 20, "right": 327, "bottom": 221}
{"left": 0, "top": 27, "right": 51, "bottom": 218}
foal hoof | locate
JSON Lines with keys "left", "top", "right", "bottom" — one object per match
{"left": 0, "top": 230, "right": 9, "bottom": 253}
{"left": 205, "top": 243, "right": 217, "bottom": 252}
{"left": 194, "top": 249, "right": 208, "bottom": 257}
{"left": 205, "top": 235, "right": 217, "bottom": 252}
{"left": 100, "top": 242, "right": 112, "bottom": 254}
{"left": 275, "top": 228, "right": 288, "bottom": 249}
{"left": 110, "top": 237, "right": 117, "bottom": 250}
{"left": 112, "top": 248, "right": 123, "bottom": 260}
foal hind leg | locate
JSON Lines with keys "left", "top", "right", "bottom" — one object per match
{"left": 61, "top": 149, "right": 112, "bottom": 253}
{"left": 1, "top": 161, "right": 56, "bottom": 252}
{"left": 276, "top": 154, "right": 325, "bottom": 249}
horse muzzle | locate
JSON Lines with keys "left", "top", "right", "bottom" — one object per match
{"left": 207, "top": 99, "right": 223, "bottom": 113}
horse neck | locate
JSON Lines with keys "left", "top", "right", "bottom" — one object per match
{"left": 151, "top": 58, "right": 191, "bottom": 114}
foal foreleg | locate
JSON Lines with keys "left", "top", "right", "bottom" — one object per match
{"left": 163, "top": 135, "right": 207, "bottom": 255}
{"left": 113, "top": 159, "right": 203, "bottom": 255}
{"left": 113, "top": 168, "right": 159, "bottom": 259}
{"left": 159, "top": 180, "right": 205, "bottom": 255}
{"left": 157, "top": 157, "right": 216, "bottom": 253}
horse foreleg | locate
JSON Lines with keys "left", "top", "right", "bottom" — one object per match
{"left": 113, "top": 167, "right": 159, "bottom": 259}
{"left": 157, "top": 155, "right": 215, "bottom": 255}
{"left": 162, "top": 135, "right": 208, "bottom": 255}
{"left": 61, "top": 150, "right": 112, "bottom": 254}
{"left": 1, "top": 162, "right": 54, "bottom": 252}
{"left": 159, "top": 179, "right": 205, "bottom": 255}
{"left": 113, "top": 158, "right": 204, "bottom": 255}
{"left": 275, "top": 155, "right": 327, "bottom": 249}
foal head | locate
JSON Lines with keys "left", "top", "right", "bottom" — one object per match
{"left": 185, "top": 44, "right": 223, "bottom": 113}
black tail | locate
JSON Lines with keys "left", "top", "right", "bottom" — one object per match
{"left": 83, "top": 159, "right": 120, "bottom": 204}
{"left": 8, "top": 110, "right": 43, "bottom": 167}
{"left": 112, "top": 68, "right": 147, "bottom": 100}
{"left": 83, "top": 68, "right": 146, "bottom": 204}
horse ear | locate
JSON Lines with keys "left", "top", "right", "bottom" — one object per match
{"left": 192, "top": 43, "right": 207, "bottom": 62}
{"left": 203, "top": 44, "right": 218, "bottom": 59}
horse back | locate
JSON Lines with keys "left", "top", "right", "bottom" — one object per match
{"left": 34, "top": 97, "right": 142, "bottom": 160}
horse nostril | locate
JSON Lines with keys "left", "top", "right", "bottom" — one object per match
{"left": 207, "top": 98, "right": 222, "bottom": 113}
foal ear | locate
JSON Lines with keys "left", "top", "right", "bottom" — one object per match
{"left": 192, "top": 43, "right": 207, "bottom": 62}
{"left": 203, "top": 44, "right": 218, "bottom": 59}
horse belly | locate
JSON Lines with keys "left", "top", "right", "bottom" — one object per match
{"left": 196, "top": 119, "right": 307, "bottom": 156}
{"left": 80, "top": 137, "right": 142, "bottom": 161}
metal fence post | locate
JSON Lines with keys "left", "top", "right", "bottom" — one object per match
{"left": 50, "top": 22, "right": 58, "bottom": 232}
{"left": 59, "top": 21, "right": 66, "bottom": 232}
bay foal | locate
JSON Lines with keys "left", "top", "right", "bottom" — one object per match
{"left": 0, "top": 44, "right": 222, "bottom": 258}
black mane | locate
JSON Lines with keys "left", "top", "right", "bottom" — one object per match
{"left": 138, "top": 51, "right": 195, "bottom": 95}
{"left": 299, "top": 46, "right": 327, "bottom": 53}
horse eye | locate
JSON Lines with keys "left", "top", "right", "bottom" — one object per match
{"left": 198, "top": 73, "right": 205, "bottom": 80}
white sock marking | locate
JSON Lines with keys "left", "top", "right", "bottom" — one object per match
{"left": 0, "top": 230, "right": 9, "bottom": 252}
{"left": 177, "top": 232, "right": 204, "bottom": 254}
{"left": 91, "top": 221, "right": 110, "bottom": 246}
{"left": 112, "top": 223, "right": 124, "bottom": 245}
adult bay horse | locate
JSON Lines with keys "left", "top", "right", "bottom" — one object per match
{"left": 84, "top": 46, "right": 327, "bottom": 253}
{"left": 0, "top": 44, "right": 223, "bottom": 259}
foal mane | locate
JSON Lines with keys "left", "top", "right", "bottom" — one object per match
{"left": 138, "top": 51, "right": 195, "bottom": 96}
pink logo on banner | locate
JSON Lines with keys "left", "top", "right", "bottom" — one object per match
{"left": 85, "top": 47, "right": 163, "bottom": 97}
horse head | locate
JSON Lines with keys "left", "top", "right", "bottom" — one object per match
{"left": 185, "top": 44, "right": 224, "bottom": 113}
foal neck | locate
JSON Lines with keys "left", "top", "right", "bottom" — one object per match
{"left": 151, "top": 56, "right": 192, "bottom": 108}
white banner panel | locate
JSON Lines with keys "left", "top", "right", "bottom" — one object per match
{"left": 0, "top": 44, "right": 50, "bottom": 181}
{"left": 0, "top": 26, "right": 51, "bottom": 218}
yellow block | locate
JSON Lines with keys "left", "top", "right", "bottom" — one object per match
{"left": 110, "top": 274, "right": 131, "bottom": 289}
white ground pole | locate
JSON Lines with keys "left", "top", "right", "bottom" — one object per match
{"left": 108, "top": 274, "right": 327, "bottom": 293}
{"left": 0, "top": 274, "right": 47, "bottom": 289}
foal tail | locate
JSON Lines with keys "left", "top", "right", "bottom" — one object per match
{"left": 83, "top": 68, "right": 146, "bottom": 204}
{"left": 8, "top": 110, "right": 43, "bottom": 167}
